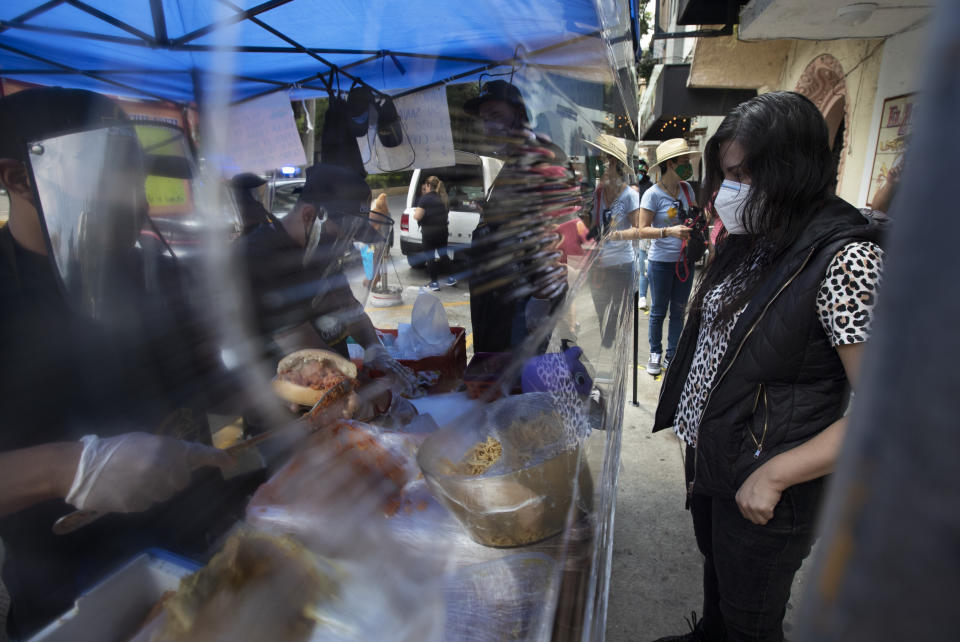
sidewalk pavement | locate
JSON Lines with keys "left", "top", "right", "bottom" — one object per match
{"left": 605, "top": 306, "right": 809, "bottom": 641}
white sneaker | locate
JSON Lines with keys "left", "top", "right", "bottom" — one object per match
{"left": 646, "top": 353, "right": 662, "bottom": 375}
{"left": 638, "top": 296, "right": 647, "bottom": 310}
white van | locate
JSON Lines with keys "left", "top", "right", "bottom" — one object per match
{"left": 400, "top": 150, "right": 502, "bottom": 267}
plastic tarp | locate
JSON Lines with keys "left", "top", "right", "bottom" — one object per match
{"left": 0, "top": 0, "right": 630, "bottom": 104}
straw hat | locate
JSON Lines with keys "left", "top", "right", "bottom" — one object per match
{"left": 650, "top": 138, "right": 700, "bottom": 170}
{"left": 582, "top": 133, "right": 630, "bottom": 168}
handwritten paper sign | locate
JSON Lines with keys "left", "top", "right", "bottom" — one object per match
{"left": 360, "top": 85, "right": 455, "bottom": 173}
{"left": 223, "top": 91, "right": 306, "bottom": 174}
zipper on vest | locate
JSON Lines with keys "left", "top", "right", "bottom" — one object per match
{"left": 749, "top": 384, "right": 769, "bottom": 459}
{"left": 688, "top": 244, "right": 819, "bottom": 493}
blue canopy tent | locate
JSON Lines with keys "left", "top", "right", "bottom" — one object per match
{"left": 0, "top": 4, "right": 641, "bottom": 640}
{"left": 0, "top": 0, "right": 636, "bottom": 116}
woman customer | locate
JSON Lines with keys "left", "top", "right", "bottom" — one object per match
{"left": 639, "top": 138, "right": 698, "bottom": 375}
{"left": 651, "top": 91, "right": 885, "bottom": 642}
{"left": 584, "top": 134, "right": 641, "bottom": 352}
{"left": 413, "top": 175, "right": 454, "bottom": 291}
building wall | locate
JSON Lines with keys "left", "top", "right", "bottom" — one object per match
{"left": 689, "top": 36, "right": 791, "bottom": 90}
{"left": 777, "top": 39, "right": 885, "bottom": 204}
{"left": 855, "top": 25, "right": 926, "bottom": 206}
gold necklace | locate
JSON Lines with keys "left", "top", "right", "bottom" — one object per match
{"left": 658, "top": 180, "right": 679, "bottom": 199}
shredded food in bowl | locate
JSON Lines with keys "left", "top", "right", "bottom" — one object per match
{"left": 459, "top": 436, "right": 503, "bottom": 475}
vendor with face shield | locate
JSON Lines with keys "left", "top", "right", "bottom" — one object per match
{"left": 0, "top": 88, "right": 238, "bottom": 637}
{"left": 238, "top": 163, "right": 417, "bottom": 410}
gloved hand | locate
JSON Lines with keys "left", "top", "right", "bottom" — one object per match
{"left": 65, "top": 433, "right": 233, "bottom": 513}
{"left": 364, "top": 344, "right": 417, "bottom": 396}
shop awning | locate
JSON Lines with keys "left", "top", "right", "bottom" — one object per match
{"left": 638, "top": 63, "right": 755, "bottom": 140}
{"left": 0, "top": 0, "right": 631, "bottom": 104}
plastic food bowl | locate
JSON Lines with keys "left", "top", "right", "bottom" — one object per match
{"left": 416, "top": 394, "right": 592, "bottom": 547}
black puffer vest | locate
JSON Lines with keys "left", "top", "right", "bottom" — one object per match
{"left": 653, "top": 197, "right": 886, "bottom": 497}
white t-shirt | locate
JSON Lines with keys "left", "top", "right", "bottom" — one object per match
{"left": 640, "top": 182, "right": 695, "bottom": 263}
{"left": 598, "top": 185, "right": 640, "bottom": 267}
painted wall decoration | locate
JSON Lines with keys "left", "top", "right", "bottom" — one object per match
{"left": 868, "top": 93, "right": 915, "bottom": 206}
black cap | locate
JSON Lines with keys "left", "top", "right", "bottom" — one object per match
{"left": 229, "top": 172, "right": 267, "bottom": 190}
{"left": 463, "top": 80, "right": 529, "bottom": 124}
{"left": 299, "top": 163, "right": 371, "bottom": 214}
{"left": 0, "top": 87, "right": 129, "bottom": 163}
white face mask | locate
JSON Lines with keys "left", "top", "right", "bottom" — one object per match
{"left": 713, "top": 180, "right": 751, "bottom": 234}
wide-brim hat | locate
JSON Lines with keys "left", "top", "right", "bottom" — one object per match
{"left": 582, "top": 134, "right": 630, "bottom": 168}
{"left": 650, "top": 138, "right": 700, "bottom": 169}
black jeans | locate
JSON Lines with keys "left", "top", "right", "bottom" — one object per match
{"left": 422, "top": 229, "right": 450, "bottom": 283}
{"left": 688, "top": 453, "right": 824, "bottom": 641}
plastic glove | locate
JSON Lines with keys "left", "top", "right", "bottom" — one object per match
{"left": 65, "top": 433, "right": 233, "bottom": 513}
{"left": 364, "top": 344, "right": 417, "bottom": 395}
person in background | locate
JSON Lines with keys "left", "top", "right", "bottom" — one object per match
{"left": 867, "top": 158, "right": 903, "bottom": 214}
{"left": 237, "top": 163, "right": 415, "bottom": 392}
{"left": 412, "top": 175, "right": 454, "bottom": 291}
{"left": 463, "top": 79, "right": 576, "bottom": 353}
{"left": 633, "top": 158, "right": 654, "bottom": 309}
{"left": 583, "top": 135, "right": 641, "bottom": 353}
{"left": 651, "top": 91, "right": 886, "bottom": 642}
{"left": 634, "top": 157, "right": 654, "bottom": 194}
{"left": 638, "top": 138, "right": 698, "bottom": 375}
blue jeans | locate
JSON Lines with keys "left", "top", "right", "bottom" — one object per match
{"left": 647, "top": 259, "right": 694, "bottom": 357}
{"left": 635, "top": 247, "right": 649, "bottom": 298}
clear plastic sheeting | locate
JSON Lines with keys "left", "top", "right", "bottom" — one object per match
{"left": 0, "top": 0, "right": 640, "bottom": 639}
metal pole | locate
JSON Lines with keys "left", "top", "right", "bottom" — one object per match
{"left": 632, "top": 290, "right": 639, "bottom": 406}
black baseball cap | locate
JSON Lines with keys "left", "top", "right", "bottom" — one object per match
{"left": 229, "top": 172, "right": 267, "bottom": 190}
{"left": 299, "top": 163, "right": 371, "bottom": 214}
{"left": 463, "top": 80, "right": 529, "bottom": 124}
{"left": 0, "top": 87, "right": 130, "bottom": 163}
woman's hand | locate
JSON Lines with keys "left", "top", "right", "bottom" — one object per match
{"left": 667, "top": 225, "right": 691, "bottom": 240}
{"left": 735, "top": 459, "right": 787, "bottom": 525}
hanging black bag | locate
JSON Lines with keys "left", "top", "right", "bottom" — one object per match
{"left": 346, "top": 83, "right": 373, "bottom": 137}
{"left": 376, "top": 96, "right": 403, "bottom": 148}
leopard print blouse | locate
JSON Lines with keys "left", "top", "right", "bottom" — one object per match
{"left": 673, "top": 241, "right": 884, "bottom": 447}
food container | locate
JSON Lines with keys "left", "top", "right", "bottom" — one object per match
{"left": 364, "top": 326, "right": 467, "bottom": 392}
{"left": 417, "top": 393, "right": 592, "bottom": 547}
{"left": 29, "top": 549, "right": 199, "bottom": 642}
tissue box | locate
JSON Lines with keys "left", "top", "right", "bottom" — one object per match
{"left": 369, "top": 327, "right": 467, "bottom": 392}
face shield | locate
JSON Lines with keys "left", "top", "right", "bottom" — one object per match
{"left": 27, "top": 125, "right": 150, "bottom": 322}
{"left": 303, "top": 200, "right": 393, "bottom": 305}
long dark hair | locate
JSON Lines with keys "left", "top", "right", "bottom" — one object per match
{"left": 691, "top": 91, "right": 836, "bottom": 327}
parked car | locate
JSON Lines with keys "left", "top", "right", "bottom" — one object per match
{"left": 400, "top": 151, "right": 502, "bottom": 267}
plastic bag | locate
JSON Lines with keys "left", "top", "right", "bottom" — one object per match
{"left": 393, "top": 293, "right": 453, "bottom": 359}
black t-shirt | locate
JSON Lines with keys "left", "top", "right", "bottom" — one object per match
{"left": 0, "top": 227, "right": 257, "bottom": 637}
{"left": 417, "top": 191, "right": 448, "bottom": 236}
